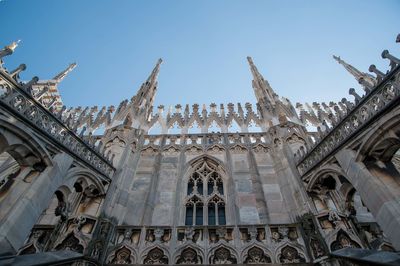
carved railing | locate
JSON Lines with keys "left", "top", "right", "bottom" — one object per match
{"left": 297, "top": 62, "right": 400, "bottom": 175}
{"left": 0, "top": 71, "right": 115, "bottom": 180}
{"left": 103, "top": 224, "right": 310, "bottom": 264}
{"left": 110, "top": 224, "right": 305, "bottom": 252}
{"left": 139, "top": 126, "right": 305, "bottom": 155}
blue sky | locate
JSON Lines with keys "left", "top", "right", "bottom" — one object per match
{"left": 0, "top": 0, "right": 399, "bottom": 109}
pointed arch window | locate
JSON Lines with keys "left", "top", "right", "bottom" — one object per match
{"left": 185, "top": 159, "right": 226, "bottom": 225}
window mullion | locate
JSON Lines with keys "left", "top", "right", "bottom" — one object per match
{"left": 215, "top": 202, "right": 219, "bottom": 225}
{"left": 193, "top": 203, "right": 197, "bottom": 226}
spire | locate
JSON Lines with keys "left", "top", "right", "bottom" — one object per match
{"left": 133, "top": 58, "right": 162, "bottom": 109}
{"left": 146, "top": 58, "right": 162, "bottom": 85}
{"left": 247, "top": 56, "right": 276, "bottom": 106}
{"left": 53, "top": 63, "right": 77, "bottom": 83}
{"left": 333, "top": 55, "right": 375, "bottom": 88}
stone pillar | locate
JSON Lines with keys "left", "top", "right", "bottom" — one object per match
{"left": 0, "top": 153, "right": 73, "bottom": 255}
{"left": 0, "top": 167, "right": 35, "bottom": 220}
{"left": 336, "top": 149, "right": 400, "bottom": 250}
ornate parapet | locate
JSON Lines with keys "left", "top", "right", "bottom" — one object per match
{"left": 297, "top": 51, "right": 400, "bottom": 176}
{"left": 138, "top": 123, "right": 307, "bottom": 158}
{"left": 0, "top": 70, "right": 115, "bottom": 180}
{"left": 105, "top": 224, "right": 309, "bottom": 264}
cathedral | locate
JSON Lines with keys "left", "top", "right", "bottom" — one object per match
{"left": 0, "top": 35, "right": 399, "bottom": 265}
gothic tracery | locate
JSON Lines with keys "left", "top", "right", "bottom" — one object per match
{"left": 185, "top": 159, "right": 226, "bottom": 226}
{"left": 243, "top": 246, "right": 272, "bottom": 264}
{"left": 143, "top": 247, "right": 169, "bottom": 265}
{"left": 176, "top": 247, "right": 202, "bottom": 264}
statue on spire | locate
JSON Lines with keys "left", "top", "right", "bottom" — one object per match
{"left": 5, "top": 40, "right": 21, "bottom": 52}
{"left": 0, "top": 40, "right": 21, "bottom": 68}
{"left": 333, "top": 55, "right": 376, "bottom": 89}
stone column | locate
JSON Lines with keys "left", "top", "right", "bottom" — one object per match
{"left": 335, "top": 149, "right": 400, "bottom": 250}
{"left": 0, "top": 167, "right": 34, "bottom": 219}
{"left": 0, "top": 152, "right": 73, "bottom": 255}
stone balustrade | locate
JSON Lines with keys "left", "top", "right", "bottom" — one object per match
{"left": 105, "top": 224, "right": 308, "bottom": 264}
{"left": 112, "top": 224, "right": 303, "bottom": 247}
{"left": 0, "top": 71, "right": 115, "bottom": 180}
{"left": 297, "top": 63, "right": 400, "bottom": 175}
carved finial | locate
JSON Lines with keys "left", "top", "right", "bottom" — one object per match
{"left": 381, "top": 50, "right": 399, "bottom": 70}
{"left": 23, "top": 76, "right": 39, "bottom": 95}
{"left": 53, "top": 63, "right": 77, "bottom": 83}
{"left": 368, "top": 64, "right": 385, "bottom": 80}
{"left": 10, "top": 64, "right": 26, "bottom": 80}
{"left": 349, "top": 88, "right": 361, "bottom": 104}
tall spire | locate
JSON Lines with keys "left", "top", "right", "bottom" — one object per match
{"left": 133, "top": 58, "right": 162, "bottom": 109}
{"left": 146, "top": 58, "right": 162, "bottom": 85}
{"left": 247, "top": 56, "right": 277, "bottom": 107}
{"left": 53, "top": 63, "right": 77, "bottom": 83}
{"left": 333, "top": 55, "right": 375, "bottom": 88}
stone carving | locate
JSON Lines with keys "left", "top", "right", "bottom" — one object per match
{"left": 279, "top": 246, "right": 305, "bottom": 263}
{"left": 143, "top": 247, "right": 168, "bottom": 265}
{"left": 123, "top": 229, "right": 132, "bottom": 242}
{"left": 184, "top": 227, "right": 195, "bottom": 241}
{"left": 252, "top": 143, "right": 269, "bottom": 153}
{"left": 55, "top": 233, "right": 84, "bottom": 253}
{"left": 111, "top": 247, "right": 133, "bottom": 265}
{"left": 18, "top": 229, "right": 50, "bottom": 255}
{"left": 300, "top": 213, "right": 327, "bottom": 260}
{"left": 310, "top": 238, "right": 325, "bottom": 259}
{"left": 154, "top": 228, "right": 164, "bottom": 242}
{"left": 331, "top": 231, "right": 360, "bottom": 251}
{"left": 176, "top": 247, "right": 202, "bottom": 264}
{"left": 271, "top": 231, "right": 281, "bottom": 242}
{"left": 248, "top": 227, "right": 257, "bottom": 241}
{"left": 54, "top": 200, "right": 68, "bottom": 222}
{"left": 244, "top": 247, "right": 272, "bottom": 264}
{"left": 91, "top": 241, "right": 102, "bottom": 260}
{"left": 210, "top": 247, "right": 237, "bottom": 264}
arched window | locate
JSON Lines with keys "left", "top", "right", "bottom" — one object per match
{"left": 185, "top": 159, "right": 226, "bottom": 225}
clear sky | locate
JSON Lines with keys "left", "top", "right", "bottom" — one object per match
{"left": 0, "top": 0, "right": 399, "bottom": 109}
